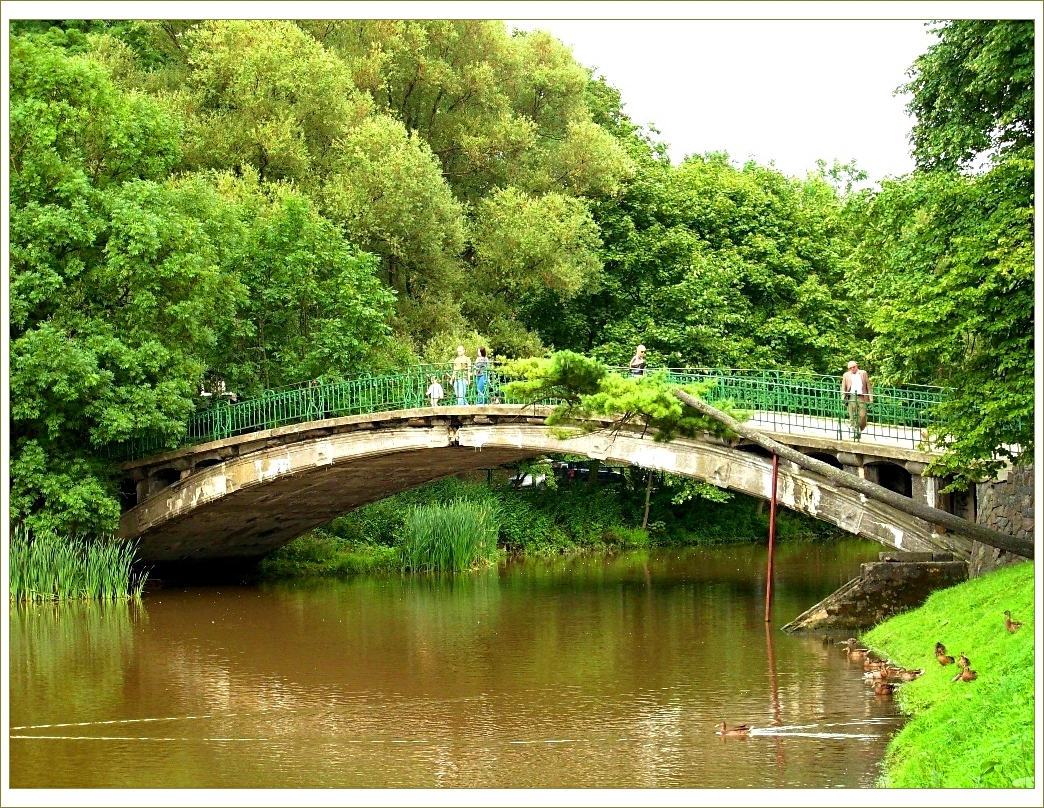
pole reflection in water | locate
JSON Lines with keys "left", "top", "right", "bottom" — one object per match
{"left": 765, "top": 619, "right": 786, "bottom": 771}
{"left": 10, "top": 540, "right": 903, "bottom": 789}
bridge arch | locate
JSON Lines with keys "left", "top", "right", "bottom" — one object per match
{"left": 120, "top": 407, "right": 972, "bottom": 564}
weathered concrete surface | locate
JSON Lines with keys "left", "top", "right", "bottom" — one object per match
{"left": 121, "top": 422, "right": 535, "bottom": 562}
{"left": 781, "top": 553, "right": 969, "bottom": 632}
{"left": 458, "top": 423, "right": 974, "bottom": 558}
{"left": 971, "top": 464, "right": 1035, "bottom": 577}
{"left": 120, "top": 406, "right": 972, "bottom": 564}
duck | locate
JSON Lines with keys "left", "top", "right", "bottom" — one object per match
{"left": 893, "top": 668, "right": 924, "bottom": 682}
{"left": 935, "top": 642, "right": 955, "bottom": 665}
{"left": 844, "top": 638, "right": 869, "bottom": 661}
{"left": 952, "top": 666, "right": 978, "bottom": 682}
{"left": 873, "top": 681, "right": 897, "bottom": 696}
{"left": 1004, "top": 610, "right": 1023, "bottom": 633}
{"left": 864, "top": 657, "right": 890, "bottom": 671}
{"left": 716, "top": 722, "right": 751, "bottom": 736}
{"left": 958, "top": 652, "right": 970, "bottom": 670}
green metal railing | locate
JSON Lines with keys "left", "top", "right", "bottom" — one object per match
{"left": 660, "top": 367, "right": 944, "bottom": 446}
{"left": 118, "top": 363, "right": 946, "bottom": 461}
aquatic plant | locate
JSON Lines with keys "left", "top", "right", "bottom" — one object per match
{"left": 400, "top": 499, "right": 500, "bottom": 573}
{"left": 9, "top": 524, "right": 148, "bottom": 602}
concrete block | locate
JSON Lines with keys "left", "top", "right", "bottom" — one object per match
{"left": 783, "top": 560, "right": 968, "bottom": 632}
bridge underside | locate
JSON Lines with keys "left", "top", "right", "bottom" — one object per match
{"left": 123, "top": 435, "right": 533, "bottom": 562}
{"left": 120, "top": 408, "right": 973, "bottom": 563}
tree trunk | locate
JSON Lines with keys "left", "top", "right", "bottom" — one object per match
{"left": 587, "top": 458, "right": 600, "bottom": 490}
{"left": 672, "top": 388, "right": 1033, "bottom": 559}
{"left": 641, "top": 469, "right": 653, "bottom": 530}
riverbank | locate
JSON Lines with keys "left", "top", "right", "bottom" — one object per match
{"left": 861, "top": 561, "right": 1035, "bottom": 788}
{"left": 257, "top": 473, "right": 842, "bottom": 579}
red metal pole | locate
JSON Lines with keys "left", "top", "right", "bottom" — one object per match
{"left": 765, "top": 453, "right": 779, "bottom": 623}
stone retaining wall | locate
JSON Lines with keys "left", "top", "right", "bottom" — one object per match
{"left": 971, "top": 464, "right": 1034, "bottom": 577}
{"left": 781, "top": 552, "right": 969, "bottom": 632}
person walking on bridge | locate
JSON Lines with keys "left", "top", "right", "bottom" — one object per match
{"left": 629, "top": 345, "right": 648, "bottom": 377}
{"left": 841, "top": 360, "right": 873, "bottom": 435}
{"left": 426, "top": 375, "right": 444, "bottom": 408}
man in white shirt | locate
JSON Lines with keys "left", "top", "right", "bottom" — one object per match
{"left": 840, "top": 360, "right": 873, "bottom": 434}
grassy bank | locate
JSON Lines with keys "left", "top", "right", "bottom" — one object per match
{"left": 861, "top": 561, "right": 1035, "bottom": 788}
{"left": 9, "top": 525, "right": 148, "bottom": 602}
{"left": 258, "top": 473, "right": 840, "bottom": 579}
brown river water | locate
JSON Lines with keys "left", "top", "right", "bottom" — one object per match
{"left": 9, "top": 539, "right": 904, "bottom": 789}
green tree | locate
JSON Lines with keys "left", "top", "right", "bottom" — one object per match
{"left": 211, "top": 173, "right": 397, "bottom": 392}
{"left": 318, "top": 113, "right": 467, "bottom": 344}
{"left": 9, "top": 34, "right": 247, "bottom": 535}
{"left": 850, "top": 19, "right": 1035, "bottom": 483}
{"left": 848, "top": 153, "right": 1033, "bottom": 482}
{"left": 299, "top": 20, "right": 630, "bottom": 352}
{"left": 525, "top": 145, "right": 862, "bottom": 373}
{"left": 9, "top": 34, "right": 397, "bottom": 535}
{"left": 903, "top": 20, "right": 1034, "bottom": 170}
{"left": 501, "top": 351, "right": 747, "bottom": 443}
{"left": 177, "top": 20, "right": 372, "bottom": 182}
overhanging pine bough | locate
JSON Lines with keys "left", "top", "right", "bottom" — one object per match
{"left": 671, "top": 388, "right": 1033, "bottom": 559}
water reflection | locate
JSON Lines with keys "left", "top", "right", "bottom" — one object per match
{"left": 10, "top": 540, "right": 903, "bottom": 788}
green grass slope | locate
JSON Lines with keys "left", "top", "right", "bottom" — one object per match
{"left": 862, "top": 561, "right": 1035, "bottom": 788}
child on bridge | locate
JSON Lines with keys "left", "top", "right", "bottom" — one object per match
{"left": 426, "top": 375, "right": 445, "bottom": 408}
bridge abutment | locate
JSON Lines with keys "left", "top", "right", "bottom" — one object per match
{"left": 971, "top": 464, "right": 1035, "bottom": 578}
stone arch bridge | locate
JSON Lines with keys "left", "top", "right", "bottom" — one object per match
{"left": 120, "top": 404, "right": 976, "bottom": 564}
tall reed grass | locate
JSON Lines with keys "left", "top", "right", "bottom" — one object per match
{"left": 400, "top": 499, "right": 500, "bottom": 573}
{"left": 9, "top": 524, "right": 148, "bottom": 602}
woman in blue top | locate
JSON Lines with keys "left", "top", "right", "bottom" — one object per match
{"left": 474, "top": 347, "right": 491, "bottom": 404}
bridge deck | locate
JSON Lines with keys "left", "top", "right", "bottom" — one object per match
{"left": 748, "top": 412, "right": 933, "bottom": 455}
{"left": 118, "top": 364, "right": 946, "bottom": 461}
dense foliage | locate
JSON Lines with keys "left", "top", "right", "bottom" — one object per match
{"left": 7, "top": 19, "right": 1034, "bottom": 535}
{"left": 850, "top": 19, "right": 1035, "bottom": 484}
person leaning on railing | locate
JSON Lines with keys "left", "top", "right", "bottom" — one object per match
{"left": 840, "top": 360, "right": 873, "bottom": 434}
{"left": 474, "top": 347, "right": 490, "bottom": 404}
{"left": 451, "top": 345, "right": 471, "bottom": 405}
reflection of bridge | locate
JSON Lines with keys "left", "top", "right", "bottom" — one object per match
{"left": 119, "top": 367, "right": 975, "bottom": 564}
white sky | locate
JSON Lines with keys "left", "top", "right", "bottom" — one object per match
{"left": 507, "top": 18, "right": 938, "bottom": 183}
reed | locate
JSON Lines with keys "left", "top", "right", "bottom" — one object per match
{"left": 9, "top": 524, "right": 148, "bottom": 602}
{"left": 400, "top": 499, "right": 500, "bottom": 573}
